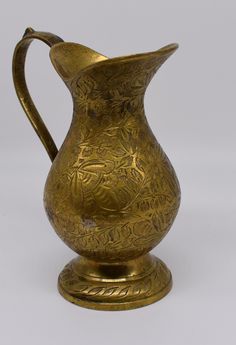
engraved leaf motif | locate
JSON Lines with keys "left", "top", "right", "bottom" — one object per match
{"left": 130, "top": 168, "right": 143, "bottom": 182}
{"left": 118, "top": 286, "right": 130, "bottom": 297}
{"left": 87, "top": 287, "right": 104, "bottom": 295}
{"left": 102, "top": 287, "right": 118, "bottom": 296}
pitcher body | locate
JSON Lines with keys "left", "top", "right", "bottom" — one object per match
{"left": 13, "top": 28, "right": 181, "bottom": 310}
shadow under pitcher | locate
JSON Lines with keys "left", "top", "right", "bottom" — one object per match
{"left": 13, "top": 28, "right": 181, "bottom": 311}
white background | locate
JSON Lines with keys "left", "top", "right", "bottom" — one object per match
{"left": 1, "top": 1, "right": 236, "bottom": 344}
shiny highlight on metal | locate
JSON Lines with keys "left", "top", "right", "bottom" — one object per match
{"left": 13, "top": 28, "right": 181, "bottom": 311}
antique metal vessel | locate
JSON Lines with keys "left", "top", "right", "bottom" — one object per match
{"left": 13, "top": 28, "right": 181, "bottom": 310}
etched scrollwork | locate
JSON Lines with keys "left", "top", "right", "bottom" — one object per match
{"left": 44, "top": 48, "right": 181, "bottom": 262}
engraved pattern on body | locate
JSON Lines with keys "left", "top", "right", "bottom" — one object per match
{"left": 44, "top": 54, "right": 181, "bottom": 261}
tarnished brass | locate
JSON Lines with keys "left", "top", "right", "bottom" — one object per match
{"left": 13, "top": 28, "right": 181, "bottom": 311}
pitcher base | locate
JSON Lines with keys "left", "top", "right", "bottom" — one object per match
{"left": 58, "top": 254, "right": 172, "bottom": 311}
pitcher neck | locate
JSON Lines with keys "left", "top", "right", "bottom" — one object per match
{"left": 71, "top": 70, "right": 147, "bottom": 118}
{"left": 49, "top": 42, "right": 178, "bottom": 118}
{"left": 70, "top": 50, "right": 175, "bottom": 117}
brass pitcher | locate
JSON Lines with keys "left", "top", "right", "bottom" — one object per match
{"left": 13, "top": 28, "right": 181, "bottom": 310}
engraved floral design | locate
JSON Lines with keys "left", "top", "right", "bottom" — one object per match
{"left": 44, "top": 49, "right": 180, "bottom": 261}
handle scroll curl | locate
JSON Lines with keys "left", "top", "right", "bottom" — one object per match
{"left": 12, "top": 28, "right": 64, "bottom": 162}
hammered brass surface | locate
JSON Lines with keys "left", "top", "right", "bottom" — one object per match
{"left": 13, "top": 28, "right": 181, "bottom": 310}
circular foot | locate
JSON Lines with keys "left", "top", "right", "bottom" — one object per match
{"left": 58, "top": 254, "right": 172, "bottom": 311}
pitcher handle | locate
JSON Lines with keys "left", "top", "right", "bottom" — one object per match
{"left": 12, "top": 27, "right": 64, "bottom": 162}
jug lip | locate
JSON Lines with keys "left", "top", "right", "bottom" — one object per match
{"left": 86, "top": 43, "right": 178, "bottom": 66}
{"left": 50, "top": 42, "right": 178, "bottom": 82}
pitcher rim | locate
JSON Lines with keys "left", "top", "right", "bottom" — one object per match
{"left": 49, "top": 42, "right": 178, "bottom": 81}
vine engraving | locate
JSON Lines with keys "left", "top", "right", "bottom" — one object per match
{"left": 44, "top": 50, "right": 181, "bottom": 261}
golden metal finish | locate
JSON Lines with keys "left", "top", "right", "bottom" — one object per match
{"left": 12, "top": 27, "right": 63, "bottom": 161}
{"left": 13, "top": 28, "right": 181, "bottom": 311}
